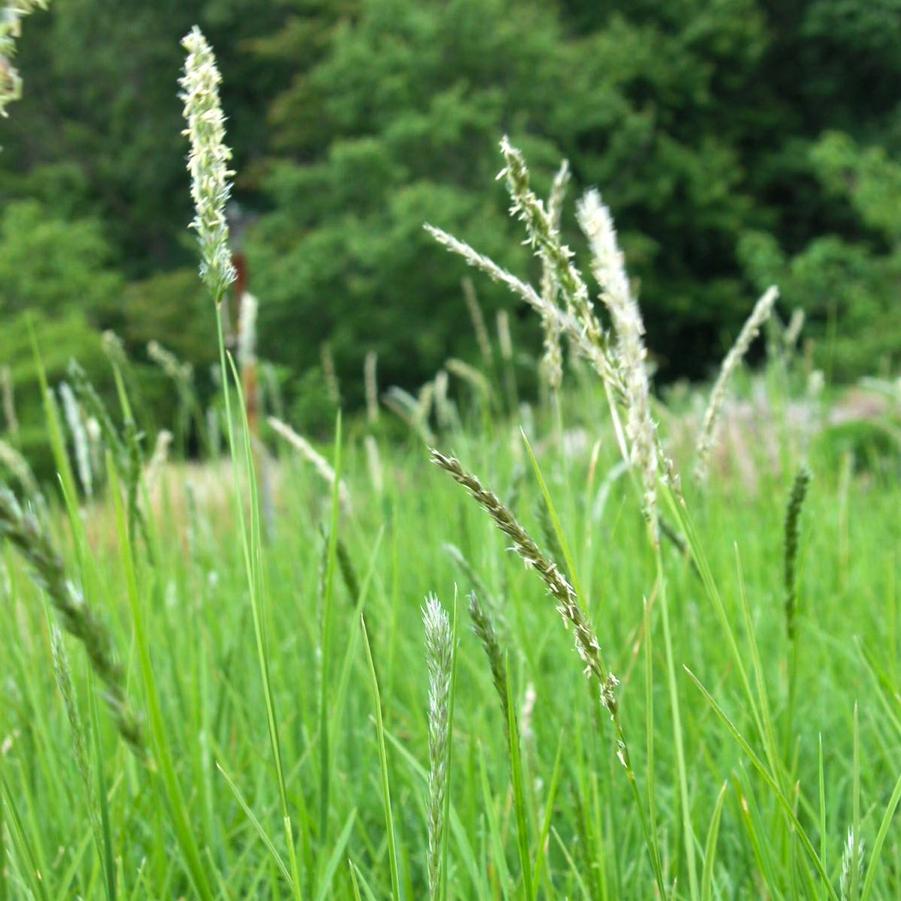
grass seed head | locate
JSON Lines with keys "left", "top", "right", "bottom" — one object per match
{"left": 430, "top": 448, "right": 614, "bottom": 710}
{"left": 180, "top": 26, "right": 236, "bottom": 302}
{"left": 422, "top": 593, "right": 453, "bottom": 900}
{"left": 695, "top": 286, "right": 779, "bottom": 482}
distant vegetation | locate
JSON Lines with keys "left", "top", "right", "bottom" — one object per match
{"left": 1, "top": 0, "right": 899, "bottom": 470}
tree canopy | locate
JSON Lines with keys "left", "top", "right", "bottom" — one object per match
{"left": 1, "top": 0, "right": 898, "bottom": 440}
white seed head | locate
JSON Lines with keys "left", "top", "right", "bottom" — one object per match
{"left": 180, "top": 26, "right": 236, "bottom": 302}
{"left": 423, "top": 593, "right": 453, "bottom": 899}
{"left": 578, "top": 189, "right": 659, "bottom": 531}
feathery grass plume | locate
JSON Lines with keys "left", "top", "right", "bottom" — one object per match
{"left": 462, "top": 276, "right": 492, "bottom": 363}
{"left": 425, "top": 226, "right": 621, "bottom": 399}
{"left": 423, "top": 593, "right": 453, "bottom": 901}
{"left": 1, "top": 364, "right": 17, "bottom": 434}
{"left": 364, "top": 351, "right": 379, "bottom": 424}
{"left": 840, "top": 827, "right": 865, "bottom": 901}
{"left": 180, "top": 26, "right": 236, "bottom": 303}
{"left": 430, "top": 449, "right": 616, "bottom": 710}
{"left": 0, "top": 1, "right": 48, "bottom": 117}
{"left": 59, "top": 381, "right": 94, "bottom": 500}
{"left": 694, "top": 285, "right": 779, "bottom": 481}
{"left": 364, "top": 434, "right": 384, "bottom": 495}
{"left": 783, "top": 464, "right": 811, "bottom": 641}
{"left": 578, "top": 189, "right": 659, "bottom": 531}
{"left": 467, "top": 591, "right": 509, "bottom": 731}
{"left": 268, "top": 416, "right": 352, "bottom": 510}
{"left": 499, "top": 137, "right": 619, "bottom": 386}
{"left": 539, "top": 159, "right": 570, "bottom": 389}
{"left": 0, "top": 485, "right": 143, "bottom": 754}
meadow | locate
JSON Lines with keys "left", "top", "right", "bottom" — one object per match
{"left": 1, "top": 21, "right": 900, "bottom": 901}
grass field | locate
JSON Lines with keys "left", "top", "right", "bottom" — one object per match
{"left": 0, "top": 362, "right": 899, "bottom": 899}
{"left": 1, "top": 25, "right": 899, "bottom": 901}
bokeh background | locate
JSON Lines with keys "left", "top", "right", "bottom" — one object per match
{"left": 2, "top": 0, "right": 898, "bottom": 467}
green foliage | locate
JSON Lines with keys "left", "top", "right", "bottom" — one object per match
{"left": 1, "top": 367, "right": 900, "bottom": 896}
{"left": 0, "top": 310, "right": 109, "bottom": 477}
{"left": 0, "top": 201, "right": 121, "bottom": 316}
{"left": 741, "top": 132, "right": 901, "bottom": 378}
{"left": 0, "top": 0, "right": 898, "bottom": 433}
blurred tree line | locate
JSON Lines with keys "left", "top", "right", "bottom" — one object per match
{"left": 1, "top": 0, "right": 898, "bottom": 458}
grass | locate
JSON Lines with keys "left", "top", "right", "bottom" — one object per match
{"left": 0, "top": 365, "right": 898, "bottom": 898}
{"left": 0, "top": 27, "right": 898, "bottom": 899}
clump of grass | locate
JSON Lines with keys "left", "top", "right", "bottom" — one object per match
{"left": 0, "top": 485, "right": 143, "bottom": 754}
{"left": 430, "top": 449, "right": 611, "bottom": 705}
{"left": 423, "top": 593, "right": 454, "bottom": 901}
{"left": 467, "top": 590, "right": 533, "bottom": 895}
{"left": 429, "top": 139, "right": 675, "bottom": 540}
{"left": 430, "top": 447, "right": 666, "bottom": 891}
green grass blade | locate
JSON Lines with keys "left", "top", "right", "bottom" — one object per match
{"left": 361, "top": 616, "right": 400, "bottom": 899}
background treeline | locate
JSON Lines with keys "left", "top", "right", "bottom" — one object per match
{"left": 1, "top": 0, "right": 899, "bottom": 457}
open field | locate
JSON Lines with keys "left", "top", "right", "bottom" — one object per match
{"left": 2, "top": 15, "right": 900, "bottom": 900}
{"left": 1, "top": 364, "right": 899, "bottom": 899}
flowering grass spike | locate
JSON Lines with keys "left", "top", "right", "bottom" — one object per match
{"left": 180, "top": 26, "right": 236, "bottom": 302}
